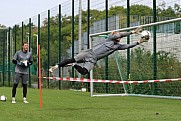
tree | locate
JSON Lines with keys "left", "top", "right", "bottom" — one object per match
{"left": 157, "top": 2, "right": 177, "bottom": 17}
{"left": 108, "top": 6, "right": 125, "bottom": 16}
{"left": 174, "top": 3, "right": 181, "bottom": 17}
{"left": 130, "top": 4, "right": 152, "bottom": 16}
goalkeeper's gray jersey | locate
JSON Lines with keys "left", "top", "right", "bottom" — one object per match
{"left": 92, "top": 32, "right": 138, "bottom": 60}
{"left": 13, "top": 50, "right": 32, "bottom": 74}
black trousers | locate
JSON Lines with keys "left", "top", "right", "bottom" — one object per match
{"left": 58, "top": 58, "right": 88, "bottom": 75}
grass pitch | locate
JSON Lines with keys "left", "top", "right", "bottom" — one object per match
{"left": 0, "top": 87, "right": 180, "bottom": 121}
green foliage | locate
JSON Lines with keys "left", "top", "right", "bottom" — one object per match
{"left": 157, "top": 51, "right": 181, "bottom": 79}
{"left": 129, "top": 48, "right": 181, "bottom": 80}
{"left": 130, "top": 4, "right": 152, "bottom": 16}
{"left": 129, "top": 48, "right": 181, "bottom": 96}
{"left": 157, "top": 2, "right": 180, "bottom": 17}
{"left": 174, "top": 3, "right": 181, "bottom": 17}
{"left": 130, "top": 48, "right": 154, "bottom": 81}
{"left": 12, "top": 25, "right": 23, "bottom": 51}
{"left": 109, "top": 6, "right": 125, "bottom": 16}
{"left": 157, "top": 6, "right": 176, "bottom": 17}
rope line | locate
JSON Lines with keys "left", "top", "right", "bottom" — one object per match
{"left": 43, "top": 77, "right": 181, "bottom": 84}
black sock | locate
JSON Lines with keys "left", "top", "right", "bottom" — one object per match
{"left": 22, "top": 84, "right": 27, "bottom": 98}
{"left": 58, "top": 58, "right": 76, "bottom": 67}
{"left": 74, "top": 65, "right": 88, "bottom": 75}
{"left": 12, "top": 84, "right": 18, "bottom": 97}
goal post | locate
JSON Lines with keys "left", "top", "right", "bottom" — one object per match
{"left": 89, "top": 18, "right": 181, "bottom": 99}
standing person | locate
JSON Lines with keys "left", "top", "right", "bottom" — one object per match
{"left": 49, "top": 27, "right": 148, "bottom": 75}
{"left": 12, "top": 42, "right": 33, "bottom": 104}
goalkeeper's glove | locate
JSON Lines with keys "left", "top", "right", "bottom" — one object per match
{"left": 132, "top": 27, "right": 142, "bottom": 34}
{"left": 17, "top": 61, "right": 25, "bottom": 67}
{"left": 23, "top": 60, "right": 33, "bottom": 67}
{"left": 17, "top": 60, "right": 31, "bottom": 67}
{"left": 49, "top": 65, "right": 59, "bottom": 73}
{"left": 23, "top": 60, "right": 28, "bottom": 67}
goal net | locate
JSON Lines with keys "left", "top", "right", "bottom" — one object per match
{"left": 89, "top": 18, "right": 181, "bottom": 99}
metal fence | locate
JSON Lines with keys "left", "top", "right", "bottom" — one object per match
{"left": 0, "top": 0, "right": 180, "bottom": 90}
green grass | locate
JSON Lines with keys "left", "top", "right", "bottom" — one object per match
{"left": 0, "top": 87, "right": 181, "bottom": 121}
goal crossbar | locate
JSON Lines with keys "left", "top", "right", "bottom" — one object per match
{"left": 89, "top": 17, "right": 181, "bottom": 37}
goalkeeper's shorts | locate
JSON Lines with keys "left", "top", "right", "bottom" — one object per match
{"left": 13, "top": 72, "right": 28, "bottom": 84}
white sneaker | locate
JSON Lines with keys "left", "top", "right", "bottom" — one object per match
{"left": 12, "top": 97, "right": 16, "bottom": 104}
{"left": 49, "top": 68, "right": 53, "bottom": 73}
{"left": 49, "top": 65, "right": 58, "bottom": 72}
{"left": 23, "top": 97, "right": 29, "bottom": 104}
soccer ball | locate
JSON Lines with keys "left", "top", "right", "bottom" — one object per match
{"left": 141, "top": 30, "right": 151, "bottom": 40}
{"left": 0, "top": 95, "right": 7, "bottom": 101}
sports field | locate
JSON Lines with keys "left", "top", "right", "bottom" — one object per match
{"left": 0, "top": 87, "right": 180, "bottom": 121}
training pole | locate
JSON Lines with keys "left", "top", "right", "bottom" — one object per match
{"left": 38, "top": 45, "right": 42, "bottom": 108}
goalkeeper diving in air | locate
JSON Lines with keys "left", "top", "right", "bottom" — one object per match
{"left": 49, "top": 27, "right": 149, "bottom": 75}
